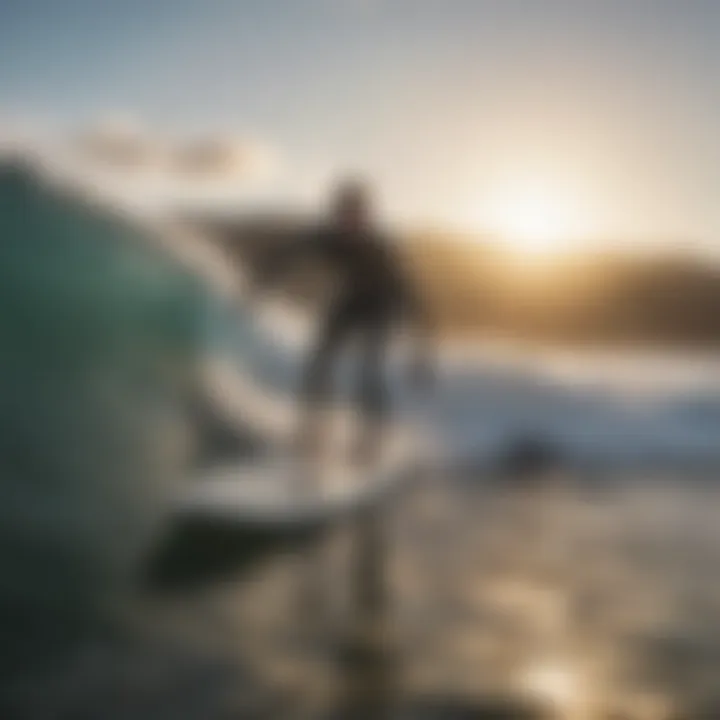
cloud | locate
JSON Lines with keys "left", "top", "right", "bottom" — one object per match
{"left": 2, "top": 112, "right": 279, "bottom": 178}
{"left": 1, "top": 113, "right": 283, "bottom": 209}
{"left": 172, "top": 133, "right": 278, "bottom": 182}
{"left": 72, "top": 116, "right": 161, "bottom": 172}
{"left": 72, "top": 118, "right": 279, "bottom": 183}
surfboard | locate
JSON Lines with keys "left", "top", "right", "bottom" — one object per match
{"left": 149, "top": 423, "right": 424, "bottom": 589}
{"left": 179, "top": 427, "right": 419, "bottom": 522}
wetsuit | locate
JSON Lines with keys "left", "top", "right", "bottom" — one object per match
{"left": 260, "top": 225, "right": 428, "bottom": 448}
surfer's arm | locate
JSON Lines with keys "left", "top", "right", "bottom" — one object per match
{"left": 254, "top": 229, "right": 328, "bottom": 291}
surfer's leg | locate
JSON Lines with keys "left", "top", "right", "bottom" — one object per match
{"left": 296, "top": 307, "right": 348, "bottom": 457}
{"left": 353, "top": 317, "right": 390, "bottom": 464}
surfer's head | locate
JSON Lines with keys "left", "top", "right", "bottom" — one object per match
{"left": 330, "top": 177, "right": 372, "bottom": 232}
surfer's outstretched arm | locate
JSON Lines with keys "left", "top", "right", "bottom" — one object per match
{"left": 253, "top": 229, "right": 330, "bottom": 293}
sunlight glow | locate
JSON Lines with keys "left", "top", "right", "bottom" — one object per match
{"left": 458, "top": 171, "right": 595, "bottom": 258}
{"left": 487, "top": 182, "right": 588, "bottom": 256}
{"left": 521, "top": 662, "right": 581, "bottom": 711}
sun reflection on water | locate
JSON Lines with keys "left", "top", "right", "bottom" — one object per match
{"left": 521, "top": 661, "right": 583, "bottom": 713}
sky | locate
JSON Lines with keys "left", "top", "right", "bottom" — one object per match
{"left": 2, "top": 0, "right": 720, "bottom": 253}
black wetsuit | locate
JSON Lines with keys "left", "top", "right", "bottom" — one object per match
{"left": 261, "top": 225, "right": 426, "bottom": 424}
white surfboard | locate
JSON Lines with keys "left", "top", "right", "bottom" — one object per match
{"left": 175, "top": 422, "right": 422, "bottom": 527}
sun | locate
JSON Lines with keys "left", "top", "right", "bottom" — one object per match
{"left": 488, "top": 182, "right": 587, "bottom": 256}
{"left": 496, "top": 190, "right": 573, "bottom": 252}
{"left": 461, "top": 174, "right": 592, "bottom": 258}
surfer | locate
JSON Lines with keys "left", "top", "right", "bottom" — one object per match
{"left": 253, "top": 178, "right": 434, "bottom": 462}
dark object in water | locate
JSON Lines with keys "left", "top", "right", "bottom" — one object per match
{"left": 144, "top": 513, "right": 326, "bottom": 591}
{"left": 495, "top": 432, "right": 565, "bottom": 480}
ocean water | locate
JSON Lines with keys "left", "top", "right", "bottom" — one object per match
{"left": 3, "top": 162, "right": 720, "bottom": 718}
{"left": 11, "top": 473, "right": 720, "bottom": 719}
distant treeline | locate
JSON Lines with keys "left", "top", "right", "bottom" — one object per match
{"left": 404, "top": 231, "right": 720, "bottom": 348}
{"left": 192, "top": 215, "right": 720, "bottom": 348}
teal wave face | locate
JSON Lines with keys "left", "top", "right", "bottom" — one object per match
{"left": 0, "top": 162, "right": 206, "bottom": 674}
